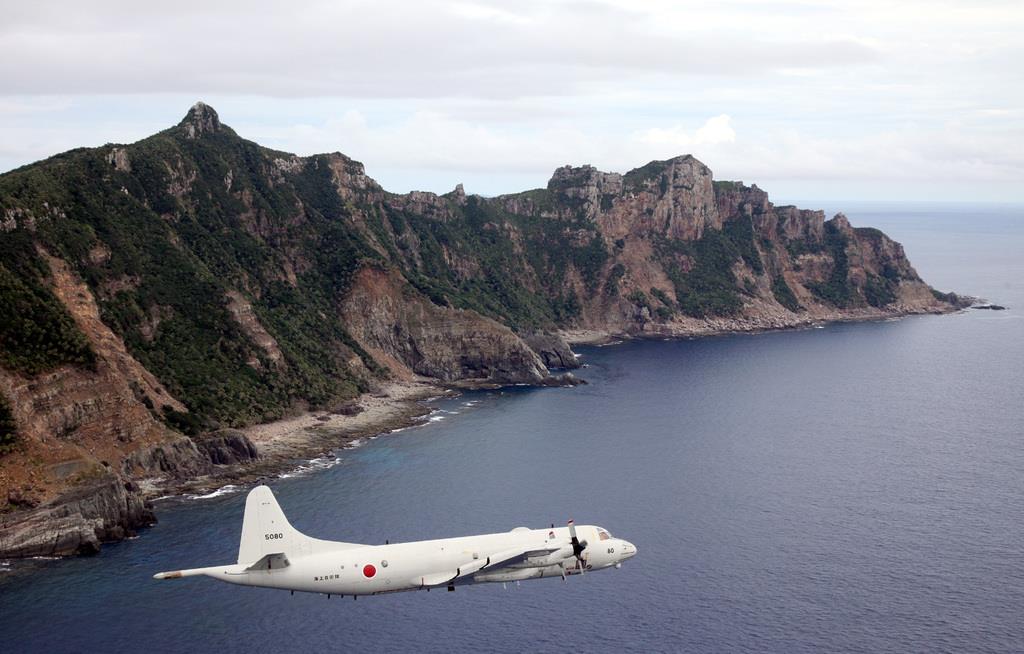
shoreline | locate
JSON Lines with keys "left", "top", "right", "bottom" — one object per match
{"left": 559, "top": 303, "right": 964, "bottom": 346}
{"left": 156, "top": 304, "right": 965, "bottom": 499}
{"left": 151, "top": 379, "right": 453, "bottom": 499}
{"left": 0, "top": 304, "right": 967, "bottom": 564}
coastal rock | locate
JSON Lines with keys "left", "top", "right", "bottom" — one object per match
{"left": 341, "top": 268, "right": 549, "bottom": 385}
{"left": 0, "top": 473, "right": 154, "bottom": 558}
{"left": 121, "top": 436, "right": 212, "bottom": 480}
{"left": 539, "top": 372, "right": 587, "bottom": 387}
{"left": 972, "top": 304, "right": 1007, "bottom": 310}
{"left": 194, "top": 429, "right": 260, "bottom": 466}
{"left": 523, "top": 332, "right": 580, "bottom": 369}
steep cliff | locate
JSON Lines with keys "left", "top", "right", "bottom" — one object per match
{"left": 0, "top": 104, "right": 960, "bottom": 555}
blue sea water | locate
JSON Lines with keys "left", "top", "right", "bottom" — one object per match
{"left": 2, "top": 205, "right": 1022, "bottom": 653}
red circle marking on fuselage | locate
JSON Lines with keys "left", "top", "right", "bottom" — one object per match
{"left": 363, "top": 564, "right": 376, "bottom": 578}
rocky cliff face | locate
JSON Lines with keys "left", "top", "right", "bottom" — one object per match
{"left": 0, "top": 103, "right": 960, "bottom": 556}
{"left": 340, "top": 268, "right": 549, "bottom": 385}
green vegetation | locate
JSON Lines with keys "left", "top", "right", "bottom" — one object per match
{"left": 785, "top": 237, "right": 825, "bottom": 259}
{"left": 771, "top": 275, "right": 802, "bottom": 312}
{"left": 712, "top": 180, "right": 743, "bottom": 192}
{"left": 0, "top": 245, "right": 95, "bottom": 375}
{"left": 723, "top": 217, "right": 764, "bottom": 275}
{"left": 930, "top": 288, "right": 961, "bottom": 305}
{"left": 385, "top": 192, "right": 609, "bottom": 329}
{"left": 386, "top": 199, "right": 570, "bottom": 328}
{"left": 645, "top": 288, "right": 675, "bottom": 321}
{"left": 655, "top": 216, "right": 764, "bottom": 318}
{"left": 853, "top": 226, "right": 886, "bottom": 240}
{"left": 623, "top": 160, "right": 672, "bottom": 194}
{"left": 863, "top": 274, "right": 897, "bottom": 308}
{"left": 628, "top": 289, "right": 649, "bottom": 304}
{"left": 0, "top": 123, "right": 384, "bottom": 429}
{"left": 806, "top": 222, "right": 856, "bottom": 308}
{"left": 650, "top": 287, "right": 673, "bottom": 308}
{"left": 605, "top": 263, "right": 626, "bottom": 296}
{"left": 0, "top": 394, "right": 16, "bottom": 455}
{"left": 0, "top": 107, "right": 925, "bottom": 442}
{"left": 853, "top": 227, "right": 902, "bottom": 308}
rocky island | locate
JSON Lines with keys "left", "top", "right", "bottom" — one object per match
{"left": 0, "top": 103, "right": 964, "bottom": 559}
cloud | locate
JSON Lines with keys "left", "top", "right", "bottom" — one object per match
{"left": 0, "top": 0, "right": 881, "bottom": 99}
{"left": 635, "top": 114, "right": 737, "bottom": 153}
{"left": 233, "top": 107, "right": 1022, "bottom": 199}
{"left": 0, "top": 0, "right": 1021, "bottom": 200}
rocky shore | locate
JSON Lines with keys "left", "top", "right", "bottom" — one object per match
{"left": 561, "top": 300, "right": 965, "bottom": 345}
{"left": 0, "top": 304, "right": 963, "bottom": 564}
{"left": 0, "top": 379, "right": 444, "bottom": 559}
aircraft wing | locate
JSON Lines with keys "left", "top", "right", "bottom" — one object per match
{"left": 415, "top": 546, "right": 562, "bottom": 587}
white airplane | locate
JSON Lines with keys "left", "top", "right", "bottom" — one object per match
{"left": 153, "top": 485, "right": 637, "bottom": 597}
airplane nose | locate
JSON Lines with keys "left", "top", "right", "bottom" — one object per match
{"left": 620, "top": 540, "right": 637, "bottom": 559}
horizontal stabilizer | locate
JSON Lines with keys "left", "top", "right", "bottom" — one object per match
{"left": 152, "top": 564, "right": 247, "bottom": 580}
{"left": 245, "top": 553, "right": 290, "bottom": 571}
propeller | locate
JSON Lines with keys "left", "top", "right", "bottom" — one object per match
{"left": 568, "top": 519, "right": 588, "bottom": 575}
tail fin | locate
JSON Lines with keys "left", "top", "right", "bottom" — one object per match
{"left": 238, "top": 485, "right": 306, "bottom": 564}
{"left": 237, "top": 485, "right": 362, "bottom": 565}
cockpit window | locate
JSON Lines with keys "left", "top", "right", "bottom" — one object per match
{"left": 598, "top": 529, "right": 611, "bottom": 541}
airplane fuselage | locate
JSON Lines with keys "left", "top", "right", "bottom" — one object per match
{"left": 155, "top": 486, "right": 637, "bottom": 597}
{"left": 191, "top": 525, "right": 635, "bottom": 596}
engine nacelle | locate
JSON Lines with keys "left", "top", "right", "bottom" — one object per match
{"left": 474, "top": 565, "right": 567, "bottom": 583}
{"left": 505, "top": 545, "right": 575, "bottom": 569}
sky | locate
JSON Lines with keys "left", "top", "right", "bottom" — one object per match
{"left": 1, "top": 0, "right": 1022, "bottom": 203}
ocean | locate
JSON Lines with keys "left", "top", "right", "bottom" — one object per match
{"left": 2, "top": 204, "right": 1022, "bottom": 653}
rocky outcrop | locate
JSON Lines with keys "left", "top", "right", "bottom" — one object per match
{"left": 0, "top": 253, "right": 196, "bottom": 514}
{"left": 194, "top": 429, "right": 259, "bottom": 466}
{"left": 179, "top": 101, "right": 222, "bottom": 139}
{"left": 0, "top": 473, "right": 154, "bottom": 557}
{"left": 341, "top": 268, "right": 549, "bottom": 386}
{"left": 523, "top": 332, "right": 580, "bottom": 370}
{"left": 225, "top": 291, "right": 286, "bottom": 370}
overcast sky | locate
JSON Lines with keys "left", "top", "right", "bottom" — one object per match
{"left": 2, "top": 0, "right": 1022, "bottom": 202}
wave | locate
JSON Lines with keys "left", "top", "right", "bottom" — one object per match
{"left": 278, "top": 455, "right": 344, "bottom": 480}
{"left": 184, "top": 484, "right": 241, "bottom": 500}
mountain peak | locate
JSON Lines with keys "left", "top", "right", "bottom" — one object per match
{"left": 179, "top": 101, "right": 221, "bottom": 139}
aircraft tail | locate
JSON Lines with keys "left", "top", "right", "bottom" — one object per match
{"left": 237, "top": 485, "right": 306, "bottom": 565}
{"left": 236, "top": 484, "right": 363, "bottom": 565}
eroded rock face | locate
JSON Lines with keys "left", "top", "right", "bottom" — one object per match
{"left": 194, "top": 429, "right": 259, "bottom": 466}
{"left": 0, "top": 254, "right": 210, "bottom": 558}
{"left": 225, "top": 291, "right": 286, "bottom": 370}
{"left": 341, "top": 268, "right": 549, "bottom": 385}
{"left": 0, "top": 474, "right": 154, "bottom": 558}
{"left": 180, "top": 101, "right": 222, "bottom": 139}
{"left": 523, "top": 332, "right": 580, "bottom": 370}
{"left": 0, "top": 254, "right": 196, "bottom": 502}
